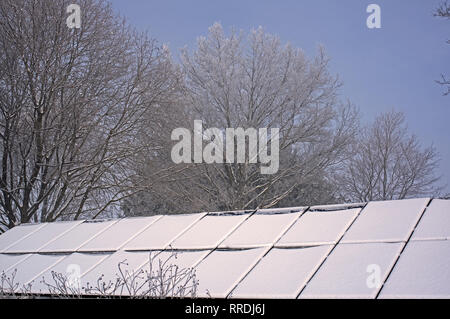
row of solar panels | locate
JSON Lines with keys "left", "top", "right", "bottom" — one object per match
{"left": 2, "top": 198, "right": 445, "bottom": 253}
{"left": 0, "top": 198, "right": 449, "bottom": 298}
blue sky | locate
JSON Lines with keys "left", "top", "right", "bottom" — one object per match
{"left": 109, "top": 0, "right": 450, "bottom": 193}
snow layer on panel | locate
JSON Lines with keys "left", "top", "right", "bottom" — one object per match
{"left": 138, "top": 249, "right": 211, "bottom": 296}
{"left": 299, "top": 242, "right": 403, "bottom": 299}
{"left": 379, "top": 240, "right": 450, "bottom": 298}
{"left": 106, "top": 250, "right": 210, "bottom": 297}
{"left": 39, "top": 220, "right": 118, "bottom": 253}
{"left": 3, "top": 253, "right": 66, "bottom": 289}
{"left": 79, "top": 216, "right": 161, "bottom": 251}
{"left": 341, "top": 198, "right": 429, "bottom": 243}
{"left": 299, "top": 243, "right": 404, "bottom": 298}
{"left": 208, "top": 210, "right": 253, "bottom": 216}
{"left": 5, "top": 221, "right": 83, "bottom": 253}
{"left": 219, "top": 213, "right": 301, "bottom": 248}
{"left": 231, "top": 246, "right": 333, "bottom": 298}
{"left": 124, "top": 213, "right": 206, "bottom": 250}
{"left": 29, "top": 252, "right": 110, "bottom": 294}
{"left": 195, "top": 247, "right": 267, "bottom": 298}
{"left": 140, "top": 249, "right": 210, "bottom": 271}
{"left": 170, "top": 215, "right": 248, "bottom": 249}
{"left": 0, "top": 224, "right": 46, "bottom": 252}
{"left": 309, "top": 203, "right": 365, "bottom": 212}
{"left": 256, "top": 206, "right": 306, "bottom": 214}
{"left": 0, "top": 253, "right": 31, "bottom": 274}
{"left": 411, "top": 199, "right": 450, "bottom": 240}
{"left": 277, "top": 209, "right": 360, "bottom": 246}
{"left": 81, "top": 250, "right": 150, "bottom": 290}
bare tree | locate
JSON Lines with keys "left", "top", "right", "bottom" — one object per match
{"left": 435, "top": 1, "right": 450, "bottom": 18}
{"left": 337, "top": 111, "right": 442, "bottom": 202}
{"left": 434, "top": 1, "right": 450, "bottom": 95}
{"left": 0, "top": 0, "right": 181, "bottom": 230}
{"left": 137, "top": 23, "right": 358, "bottom": 213}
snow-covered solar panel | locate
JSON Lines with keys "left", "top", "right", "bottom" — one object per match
{"left": 38, "top": 219, "right": 118, "bottom": 253}
{"left": 0, "top": 197, "right": 448, "bottom": 298}
{"left": 379, "top": 240, "right": 450, "bottom": 298}
{"left": 0, "top": 224, "right": 46, "bottom": 252}
{"left": 124, "top": 213, "right": 206, "bottom": 250}
{"left": 195, "top": 247, "right": 267, "bottom": 298}
{"left": 231, "top": 246, "right": 333, "bottom": 298}
{"left": 29, "top": 252, "right": 110, "bottom": 294}
{"left": 81, "top": 250, "right": 150, "bottom": 291}
{"left": 341, "top": 198, "right": 429, "bottom": 243}
{"left": 170, "top": 214, "right": 249, "bottom": 249}
{"left": 142, "top": 249, "right": 210, "bottom": 270}
{"left": 219, "top": 212, "right": 301, "bottom": 248}
{"left": 0, "top": 253, "right": 31, "bottom": 274}
{"left": 126, "top": 249, "right": 209, "bottom": 297}
{"left": 82, "top": 249, "right": 209, "bottom": 296}
{"left": 299, "top": 242, "right": 403, "bottom": 298}
{"left": 411, "top": 199, "right": 450, "bottom": 241}
{"left": 3, "top": 253, "right": 66, "bottom": 289}
{"left": 79, "top": 216, "right": 161, "bottom": 252}
{"left": 4, "top": 221, "right": 84, "bottom": 253}
{"left": 277, "top": 208, "right": 360, "bottom": 247}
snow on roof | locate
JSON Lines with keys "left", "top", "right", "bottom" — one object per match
{"left": 0, "top": 197, "right": 449, "bottom": 298}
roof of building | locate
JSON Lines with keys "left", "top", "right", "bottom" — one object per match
{"left": 0, "top": 197, "right": 449, "bottom": 298}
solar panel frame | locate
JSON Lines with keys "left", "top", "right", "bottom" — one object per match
{"left": 26, "top": 252, "right": 110, "bottom": 294}
{"left": 219, "top": 212, "right": 302, "bottom": 248}
{"left": 230, "top": 245, "right": 333, "bottom": 298}
{"left": 170, "top": 214, "right": 250, "bottom": 249}
{"left": 78, "top": 216, "right": 163, "bottom": 252}
{"left": 80, "top": 250, "right": 151, "bottom": 293}
{"left": 0, "top": 253, "right": 32, "bottom": 274}
{"left": 410, "top": 199, "right": 450, "bottom": 241}
{"left": 276, "top": 208, "right": 360, "bottom": 247}
{"left": 4, "top": 220, "right": 84, "bottom": 253}
{"left": 0, "top": 223, "right": 47, "bottom": 253}
{"left": 299, "top": 242, "right": 404, "bottom": 299}
{"left": 123, "top": 213, "right": 207, "bottom": 251}
{"left": 38, "top": 219, "right": 120, "bottom": 253}
{"left": 378, "top": 240, "right": 450, "bottom": 298}
{"left": 3, "top": 253, "right": 68, "bottom": 289}
{"left": 195, "top": 247, "right": 269, "bottom": 298}
{"left": 341, "top": 198, "right": 430, "bottom": 244}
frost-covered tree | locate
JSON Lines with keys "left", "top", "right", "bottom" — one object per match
{"left": 435, "top": 1, "right": 450, "bottom": 19}
{"left": 434, "top": 1, "right": 450, "bottom": 95}
{"left": 0, "top": 0, "right": 181, "bottom": 230}
{"left": 144, "top": 23, "right": 359, "bottom": 212}
{"left": 337, "top": 111, "right": 442, "bottom": 202}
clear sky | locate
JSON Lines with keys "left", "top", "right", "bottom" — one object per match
{"left": 109, "top": 0, "right": 450, "bottom": 193}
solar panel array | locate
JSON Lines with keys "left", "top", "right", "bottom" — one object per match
{"left": 0, "top": 197, "right": 449, "bottom": 298}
